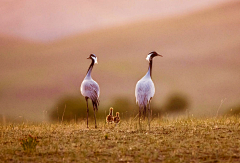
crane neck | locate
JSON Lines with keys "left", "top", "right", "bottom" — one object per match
{"left": 85, "top": 59, "right": 94, "bottom": 79}
{"left": 146, "top": 60, "right": 153, "bottom": 78}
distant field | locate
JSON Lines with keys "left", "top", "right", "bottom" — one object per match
{"left": 0, "top": 1, "right": 240, "bottom": 121}
{"left": 0, "top": 116, "right": 240, "bottom": 162}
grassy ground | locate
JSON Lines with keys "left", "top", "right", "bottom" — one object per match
{"left": 0, "top": 116, "right": 240, "bottom": 162}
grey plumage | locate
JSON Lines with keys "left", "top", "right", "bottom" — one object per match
{"left": 135, "top": 71, "right": 155, "bottom": 108}
{"left": 135, "top": 51, "right": 162, "bottom": 130}
{"left": 81, "top": 79, "right": 100, "bottom": 108}
{"left": 80, "top": 54, "right": 100, "bottom": 128}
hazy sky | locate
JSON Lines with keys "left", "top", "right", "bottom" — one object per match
{"left": 0, "top": 0, "right": 234, "bottom": 42}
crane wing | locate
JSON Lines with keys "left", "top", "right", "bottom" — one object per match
{"left": 135, "top": 78, "right": 155, "bottom": 107}
{"left": 81, "top": 79, "right": 100, "bottom": 105}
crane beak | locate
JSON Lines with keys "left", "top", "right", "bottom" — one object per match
{"left": 157, "top": 54, "right": 163, "bottom": 57}
{"left": 87, "top": 57, "right": 91, "bottom": 59}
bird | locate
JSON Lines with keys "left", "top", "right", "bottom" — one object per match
{"left": 80, "top": 54, "right": 100, "bottom": 128}
{"left": 106, "top": 107, "right": 114, "bottom": 124}
{"left": 113, "top": 112, "right": 120, "bottom": 124}
{"left": 135, "top": 51, "right": 162, "bottom": 130}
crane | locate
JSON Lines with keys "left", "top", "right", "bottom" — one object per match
{"left": 135, "top": 51, "right": 162, "bottom": 130}
{"left": 80, "top": 54, "right": 100, "bottom": 128}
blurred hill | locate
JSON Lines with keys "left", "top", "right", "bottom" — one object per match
{"left": 0, "top": 1, "right": 240, "bottom": 121}
{"left": 0, "top": 0, "right": 232, "bottom": 42}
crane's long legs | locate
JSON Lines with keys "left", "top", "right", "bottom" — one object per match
{"left": 148, "top": 102, "right": 151, "bottom": 130}
{"left": 85, "top": 97, "right": 89, "bottom": 128}
{"left": 94, "top": 106, "right": 97, "bottom": 129}
{"left": 143, "top": 106, "right": 146, "bottom": 120}
{"left": 139, "top": 107, "right": 142, "bottom": 130}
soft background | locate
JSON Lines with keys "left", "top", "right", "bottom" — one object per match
{"left": 0, "top": 0, "right": 239, "bottom": 122}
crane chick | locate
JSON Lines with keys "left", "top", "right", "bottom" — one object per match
{"left": 114, "top": 112, "right": 120, "bottom": 124}
{"left": 106, "top": 107, "right": 114, "bottom": 124}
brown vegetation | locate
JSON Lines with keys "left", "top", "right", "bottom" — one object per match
{"left": 1, "top": 117, "right": 240, "bottom": 162}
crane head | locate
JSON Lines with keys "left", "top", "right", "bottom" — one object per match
{"left": 146, "top": 51, "right": 163, "bottom": 61}
{"left": 87, "top": 54, "right": 98, "bottom": 64}
{"left": 116, "top": 112, "right": 119, "bottom": 117}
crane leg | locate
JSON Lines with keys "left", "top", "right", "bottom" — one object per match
{"left": 85, "top": 97, "right": 89, "bottom": 128}
{"left": 148, "top": 102, "right": 151, "bottom": 130}
{"left": 94, "top": 110, "right": 97, "bottom": 129}
{"left": 143, "top": 105, "right": 147, "bottom": 120}
{"left": 139, "top": 108, "right": 141, "bottom": 130}
{"left": 94, "top": 104, "right": 97, "bottom": 129}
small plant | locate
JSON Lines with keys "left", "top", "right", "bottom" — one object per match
{"left": 20, "top": 135, "right": 39, "bottom": 152}
{"left": 104, "top": 134, "right": 108, "bottom": 140}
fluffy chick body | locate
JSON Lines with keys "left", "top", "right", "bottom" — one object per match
{"left": 114, "top": 112, "right": 120, "bottom": 124}
{"left": 106, "top": 107, "right": 114, "bottom": 124}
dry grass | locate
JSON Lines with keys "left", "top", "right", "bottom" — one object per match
{"left": 0, "top": 116, "right": 240, "bottom": 162}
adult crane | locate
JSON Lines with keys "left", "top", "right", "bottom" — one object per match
{"left": 135, "top": 51, "right": 162, "bottom": 130}
{"left": 80, "top": 54, "right": 100, "bottom": 128}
